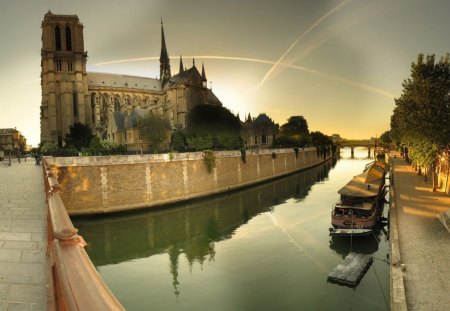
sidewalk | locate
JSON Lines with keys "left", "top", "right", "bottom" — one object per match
{"left": 392, "top": 158, "right": 450, "bottom": 311}
{"left": 0, "top": 159, "right": 47, "bottom": 310}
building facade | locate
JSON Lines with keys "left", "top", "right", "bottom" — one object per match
{"left": 242, "top": 113, "right": 279, "bottom": 148}
{"left": 0, "top": 128, "right": 27, "bottom": 152}
{"left": 40, "top": 11, "right": 221, "bottom": 151}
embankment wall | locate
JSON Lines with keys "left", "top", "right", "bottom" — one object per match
{"left": 45, "top": 148, "right": 334, "bottom": 215}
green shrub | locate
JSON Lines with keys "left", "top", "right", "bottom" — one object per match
{"left": 203, "top": 150, "right": 216, "bottom": 173}
{"left": 240, "top": 148, "right": 247, "bottom": 163}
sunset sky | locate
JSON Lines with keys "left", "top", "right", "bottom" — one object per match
{"left": 1, "top": 0, "right": 449, "bottom": 146}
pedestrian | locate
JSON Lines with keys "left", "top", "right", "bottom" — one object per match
{"left": 34, "top": 153, "right": 41, "bottom": 166}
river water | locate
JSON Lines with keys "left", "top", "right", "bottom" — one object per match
{"left": 74, "top": 148, "right": 390, "bottom": 311}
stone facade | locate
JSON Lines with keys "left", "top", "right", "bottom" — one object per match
{"left": 45, "top": 147, "right": 334, "bottom": 215}
{"left": 0, "top": 128, "right": 26, "bottom": 151}
{"left": 40, "top": 11, "right": 221, "bottom": 151}
{"left": 242, "top": 113, "right": 279, "bottom": 148}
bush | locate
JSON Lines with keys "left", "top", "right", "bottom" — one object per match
{"left": 203, "top": 150, "right": 216, "bottom": 173}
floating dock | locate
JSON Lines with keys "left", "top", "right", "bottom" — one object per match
{"left": 327, "top": 252, "right": 373, "bottom": 287}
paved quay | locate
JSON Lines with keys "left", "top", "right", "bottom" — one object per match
{"left": 391, "top": 158, "right": 450, "bottom": 311}
{"left": 0, "top": 159, "right": 47, "bottom": 311}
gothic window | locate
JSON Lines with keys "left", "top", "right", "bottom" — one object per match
{"left": 262, "top": 135, "right": 267, "bottom": 145}
{"left": 68, "top": 60, "right": 73, "bottom": 71}
{"left": 73, "top": 92, "right": 78, "bottom": 117}
{"left": 65, "top": 26, "right": 72, "bottom": 51}
{"left": 114, "top": 98, "right": 120, "bottom": 112}
{"left": 91, "top": 93, "right": 96, "bottom": 124}
{"left": 55, "top": 26, "right": 61, "bottom": 51}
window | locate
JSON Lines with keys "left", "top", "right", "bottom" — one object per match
{"left": 55, "top": 26, "right": 61, "bottom": 51}
{"left": 91, "top": 93, "right": 96, "bottom": 124}
{"left": 65, "top": 26, "right": 72, "bottom": 51}
{"left": 68, "top": 61, "right": 73, "bottom": 71}
{"left": 73, "top": 92, "right": 78, "bottom": 117}
{"left": 114, "top": 98, "right": 120, "bottom": 112}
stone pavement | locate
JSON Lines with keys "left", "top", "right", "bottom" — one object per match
{"left": 392, "top": 158, "right": 450, "bottom": 311}
{"left": 0, "top": 158, "right": 47, "bottom": 310}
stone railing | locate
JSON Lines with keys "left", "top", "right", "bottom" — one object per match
{"left": 43, "top": 159, "right": 124, "bottom": 310}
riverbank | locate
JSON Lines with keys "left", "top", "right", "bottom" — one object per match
{"left": 45, "top": 148, "right": 335, "bottom": 215}
{"left": 390, "top": 158, "right": 450, "bottom": 310}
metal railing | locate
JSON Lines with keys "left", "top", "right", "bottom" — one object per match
{"left": 43, "top": 159, "right": 125, "bottom": 311}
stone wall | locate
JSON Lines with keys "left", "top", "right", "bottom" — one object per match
{"left": 45, "top": 148, "right": 334, "bottom": 215}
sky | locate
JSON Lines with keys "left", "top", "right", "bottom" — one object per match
{"left": 1, "top": 0, "right": 449, "bottom": 147}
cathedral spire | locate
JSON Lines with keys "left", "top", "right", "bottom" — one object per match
{"left": 201, "top": 63, "right": 207, "bottom": 88}
{"left": 201, "top": 63, "right": 206, "bottom": 81}
{"left": 179, "top": 55, "right": 184, "bottom": 73}
{"left": 159, "top": 19, "right": 171, "bottom": 84}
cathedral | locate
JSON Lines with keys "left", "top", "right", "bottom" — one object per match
{"left": 40, "top": 11, "right": 222, "bottom": 151}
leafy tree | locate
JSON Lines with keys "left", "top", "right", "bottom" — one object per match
{"left": 186, "top": 105, "right": 242, "bottom": 150}
{"left": 277, "top": 116, "right": 311, "bottom": 147}
{"left": 40, "top": 141, "right": 58, "bottom": 155}
{"left": 138, "top": 112, "right": 171, "bottom": 153}
{"left": 186, "top": 135, "right": 213, "bottom": 151}
{"left": 310, "top": 131, "right": 333, "bottom": 146}
{"left": 390, "top": 53, "right": 450, "bottom": 190}
{"left": 89, "top": 137, "right": 103, "bottom": 155}
{"left": 64, "top": 123, "right": 94, "bottom": 150}
{"left": 171, "top": 131, "right": 186, "bottom": 152}
{"left": 379, "top": 131, "right": 392, "bottom": 145}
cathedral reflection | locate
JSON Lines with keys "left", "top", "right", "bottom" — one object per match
{"left": 74, "top": 158, "right": 336, "bottom": 298}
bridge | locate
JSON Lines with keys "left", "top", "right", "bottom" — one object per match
{"left": 339, "top": 139, "right": 376, "bottom": 157}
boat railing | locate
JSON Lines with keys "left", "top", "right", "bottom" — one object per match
{"left": 43, "top": 158, "right": 125, "bottom": 310}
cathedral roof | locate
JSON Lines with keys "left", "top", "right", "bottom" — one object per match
{"left": 88, "top": 72, "right": 162, "bottom": 92}
{"left": 206, "top": 89, "right": 222, "bottom": 106}
{"left": 169, "top": 66, "right": 203, "bottom": 87}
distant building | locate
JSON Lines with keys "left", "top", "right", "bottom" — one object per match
{"left": 0, "top": 128, "right": 26, "bottom": 151}
{"left": 242, "top": 113, "right": 279, "bottom": 148}
{"left": 40, "top": 11, "right": 221, "bottom": 151}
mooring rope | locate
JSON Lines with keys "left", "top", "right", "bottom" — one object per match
{"left": 372, "top": 258, "right": 389, "bottom": 310}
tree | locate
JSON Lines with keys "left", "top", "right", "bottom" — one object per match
{"left": 186, "top": 105, "right": 242, "bottom": 150}
{"left": 138, "top": 112, "right": 171, "bottom": 153}
{"left": 277, "top": 116, "right": 311, "bottom": 147}
{"left": 379, "top": 131, "right": 392, "bottom": 144}
{"left": 391, "top": 53, "right": 450, "bottom": 190}
{"left": 64, "top": 123, "right": 94, "bottom": 150}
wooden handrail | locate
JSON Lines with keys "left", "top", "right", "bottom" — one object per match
{"left": 43, "top": 159, "right": 125, "bottom": 310}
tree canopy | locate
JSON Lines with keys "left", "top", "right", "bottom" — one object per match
{"left": 390, "top": 53, "right": 450, "bottom": 190}
{"left": 391, "top": 54, "right": 450, "bottom": 148}
{"left": 138, "top": 112, "right": 171, "bottom": 153}
{"left": 186, "top": 105, "right": 242, "bottom": 150}
{"left": 64, "top": 122, "right": 94, "bottom": 150}
{"left": 276, "top": 116, "right": 311, "bottom": 147}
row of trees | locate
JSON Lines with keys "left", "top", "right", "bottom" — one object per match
{"left": 390, "top": 53, "right": 450, "bottom": 191}
{"left": 39, "top": 104, "right": 336, "bottom": 157}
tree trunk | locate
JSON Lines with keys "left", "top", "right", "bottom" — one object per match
{"left": 432, "top": 163, "right": 437, "bottom": 192}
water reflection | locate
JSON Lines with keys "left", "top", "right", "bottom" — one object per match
{"left": 74, "top": 158, "right": 337, "bottom": 297}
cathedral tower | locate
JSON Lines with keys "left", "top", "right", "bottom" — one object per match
{"left": 40, "top": 11, "right": 91, "bottom": 146}
{"left": 159, "top": 20, "right": 171, "bottom": 85}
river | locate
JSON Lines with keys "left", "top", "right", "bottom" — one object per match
{"left": 73, "top": 148, "right": 390, "bottom": 310}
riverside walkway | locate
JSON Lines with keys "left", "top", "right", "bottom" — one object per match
{"left": 0, "top": 159, "right": 47, "bottom": 310}
{"left": 392, "top": 158, "right": 450, "bottom": 311}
